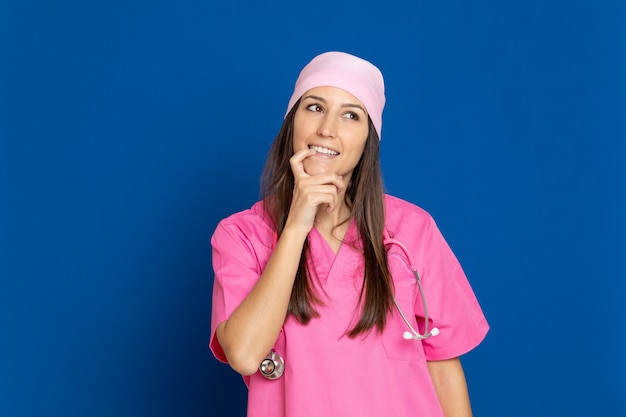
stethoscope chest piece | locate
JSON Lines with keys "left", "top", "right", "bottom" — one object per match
{"left": 260, "top": 350, "right": 284, "bottom": 380}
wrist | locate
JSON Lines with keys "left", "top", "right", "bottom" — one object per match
{"left": 279, "top": 223, "right": 310, "bottom": 246}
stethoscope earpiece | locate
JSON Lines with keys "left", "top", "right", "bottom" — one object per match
{"left": 402, "top": 327, "right": 439, "bottom": 340}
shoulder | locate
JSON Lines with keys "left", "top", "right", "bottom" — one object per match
{"left": 384, "top": 194, "right": 435, "bottom": 232}
{"left": 217, "top": 200, "right": 272, "bottom": 230}
{"left": 212, "top": 201, "right": 276, "bottom": 252}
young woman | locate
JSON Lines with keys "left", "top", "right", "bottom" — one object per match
{"left": 210, "top": 51, "right": 489, "bottom": 417}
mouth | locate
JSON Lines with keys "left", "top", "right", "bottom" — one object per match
{"left": 308, "top": 145, "right": 339, "bottom": 156}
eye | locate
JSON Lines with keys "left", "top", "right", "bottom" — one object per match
{"left": 305, "top": 103, "right": 324, "bottom": 113}
{"left": 343, "top": 111, "right": 360, "bottom": 121}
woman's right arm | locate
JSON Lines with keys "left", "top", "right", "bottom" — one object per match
{"left": 215, "top": 225, "right": 307, "bottom": 375}
{"left": 215, "top": 149, "right": 344, "bottom": 375}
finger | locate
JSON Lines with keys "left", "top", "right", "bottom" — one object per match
{"left": 301, "top": 173, "right": 345, "bottom": 193}
{"left": 298, "top": 191, "right": 338, "bottom": 215}
{"left": 296, "top": 182, "right": 343, "bottom": 196}
{"left": 297, "top": 183, "right": 342, "bottom": 213}
{"left": 295, "top": 175, "right": 346, "bottom": 214}
{"left": 289, "top": 148, "right": 316, "bottom": 179}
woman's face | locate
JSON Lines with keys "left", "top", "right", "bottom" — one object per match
{"left": 292, "top": 86, "right": 369, "bottom": 181}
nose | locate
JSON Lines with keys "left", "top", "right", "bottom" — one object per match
{"left": 317, "top": 114, "right": 337, "bottom": 138}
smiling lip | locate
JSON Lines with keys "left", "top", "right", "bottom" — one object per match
{"left": 309, "top": 145, "right": 339, "bottom": 156}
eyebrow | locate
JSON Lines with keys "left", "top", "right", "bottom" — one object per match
{"left": 302, "top": 94, "right": 367, "bottom": 114}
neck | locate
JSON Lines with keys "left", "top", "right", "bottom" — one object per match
{"left": 314, "top": 199, "right": 351, "bottom": 233}
{"left": 314, "top": 200, "right": 351, "bottom": 254}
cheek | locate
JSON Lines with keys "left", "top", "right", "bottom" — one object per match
{"left": 291, "top": 119, "right": 310, "bottom": 150}
{"left": 342, "top": 143, "right": 367, "bottom": 172}
{"left": 291, "top": 130, "right": 303, "bottom": 151}
{"left": 350, "top": 134, "right": 368, "bottom": 158}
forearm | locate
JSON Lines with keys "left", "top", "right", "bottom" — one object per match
{"left": 217, "top": 226, "right": 308, "bottom": 375}
{"left": 427, "top": 358, "right": 473, "bottom": 417}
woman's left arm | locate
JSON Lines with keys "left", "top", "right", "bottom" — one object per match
{"left": 427, "top": 358, "right": 473, "bottom": 417}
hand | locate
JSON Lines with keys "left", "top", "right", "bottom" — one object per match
{"left": 285, "top": 148, "right": 345, "bottom": 233}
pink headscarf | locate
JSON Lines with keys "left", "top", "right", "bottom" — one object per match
{"left": 285, "top": 51, "right": 386, "bottom": 140}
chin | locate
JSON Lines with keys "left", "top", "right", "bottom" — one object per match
{"left": 302, "top": 161, "right": 334, "bottom": 176}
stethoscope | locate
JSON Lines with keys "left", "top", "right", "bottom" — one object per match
{"left": 260, "top": 230, "right": 439, "bottom": 380}
{"left": 383, "top": 232, "right": 440, "bottom": 341}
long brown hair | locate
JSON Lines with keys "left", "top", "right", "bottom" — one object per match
{"left": 261, "top": 101, "right": 394, "bottom": 336}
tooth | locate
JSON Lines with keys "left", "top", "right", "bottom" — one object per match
{"left": 310, "top": 145, "right": 337, "bottom": 155}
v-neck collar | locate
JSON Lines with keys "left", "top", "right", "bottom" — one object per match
{"left": 307, "top": 220, "right": 361, "bottom": 286}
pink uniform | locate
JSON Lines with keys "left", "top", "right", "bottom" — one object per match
{"left": 210, "top": 194, "right": 489, "bottom": 417}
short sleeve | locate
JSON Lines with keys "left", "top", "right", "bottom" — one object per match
{"left": 415, "top": 216, "right": 489, "bottom": 360}
{"left": 209, "top": 208, "right": 274, "bottom": 363}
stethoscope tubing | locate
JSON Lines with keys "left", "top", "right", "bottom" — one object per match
{"left": 260, "top": 230, "right": 439, "bottom": 379}
{"left": 383, "top": 232, "right": 440, "bottom": 341}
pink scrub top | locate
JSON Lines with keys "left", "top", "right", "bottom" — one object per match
{"left": 210, "top": 195, "right": 489, "bottom": 417}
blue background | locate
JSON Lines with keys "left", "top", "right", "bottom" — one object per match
{"left": 1, "top": 1, "right": 624, "bottom": 416}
